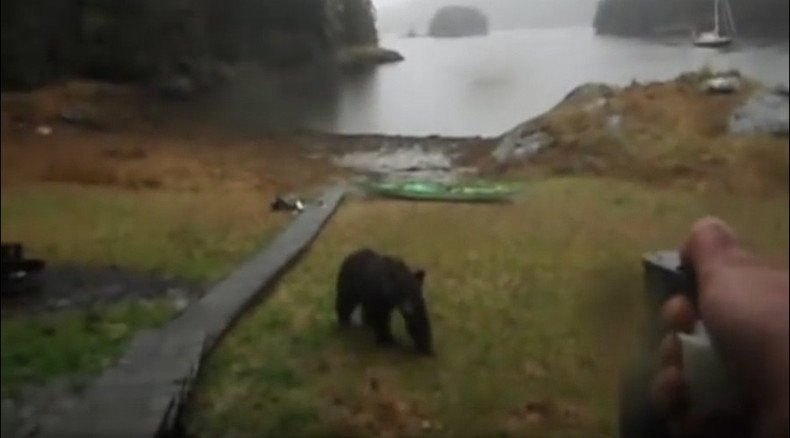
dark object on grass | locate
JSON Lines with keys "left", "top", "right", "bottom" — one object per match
{"left": 336, "top": 249, "right": 433, "bottom": 355}
{"left": 1, "top": 243, "right": 45, "bottom": 294}
{"left": 270, "top": 195, "right": 304, "bottom": 213}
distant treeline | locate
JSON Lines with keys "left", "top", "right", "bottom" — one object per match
{"left": 593, "top": 0, "right": 789, "bottom": 38}
{"left": 1, "top": 0, "right": 378, "bottom": 90}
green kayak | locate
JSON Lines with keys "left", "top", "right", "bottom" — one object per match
{"left": 363, "top": 180, "right": 521, "bottom": 203}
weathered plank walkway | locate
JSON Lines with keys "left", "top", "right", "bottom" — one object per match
{"left": 38, "top": 185, "right": 345, "bottom": 438}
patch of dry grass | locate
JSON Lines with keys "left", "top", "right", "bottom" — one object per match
{"left": 0, "top": 80, "right": 151, "bottom": 129}
{"left": 0, "top": 185, "right": 287, "bottom": 282}
{"left": 186, "top": 177, "right": 788, "bottom": 437}
{"left": 527, "top": 76, "right": 788, "bottom": 195}
{"left": 1, "top": 87, "right": 343, "bottom": 281}
{"left": 1, "top": 126, "right": 336, "bottom": 193}
{"left": 1, "top": 89, "right": 343, "bottom": 391}
{"left": 1, "top": 100, "right": 341, "bottom": 281}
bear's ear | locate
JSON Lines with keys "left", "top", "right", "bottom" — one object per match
{"left": 414, "top": 270, "right": 426, "bottom": 285}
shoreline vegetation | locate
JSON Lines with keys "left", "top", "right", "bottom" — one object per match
{"left": 1, "top": 0, "right": 387, "bottom": 93}
{"left": 1, "top": 69, "right": 787, "bottom": 436}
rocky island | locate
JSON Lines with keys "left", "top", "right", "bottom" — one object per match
{"left": 428, "top": 6, "right": 489, "bottom": 38}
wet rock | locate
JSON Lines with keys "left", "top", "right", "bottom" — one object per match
{"left": 560, "top": 83, "right": 615, "bottom": 108}
{"left": 701, "top": 76, "right": 740, "bottom": 94}
{"left": 729, "top": 90, "right": 789, "bottom": 136}
{"left": 334, "top": 146, "right": 463, "bottom": 182}
{"left": 511, "top": 132, "right": 555, "bottom": 160}
{"left": 493, "top": 125, "right": 555, "bottom": 165}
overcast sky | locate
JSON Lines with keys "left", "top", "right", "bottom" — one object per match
{"left": 373, "top": 0, "right": 407, "bottom": 6}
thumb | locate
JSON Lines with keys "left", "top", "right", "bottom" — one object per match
{"left": 682, "top": 217, "right": 740, "bottom": 278}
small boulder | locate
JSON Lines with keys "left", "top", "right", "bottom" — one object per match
{"left": 510, "top": 131, "right": 555, "bottom": 160}
{"left": 701, "top": 76, "right": 740, "bottom": 94}
{"left": 559, "top": 83, "right": 615, "bottom": 108}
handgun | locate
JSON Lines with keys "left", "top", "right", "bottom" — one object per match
{"left": 619, "top": 251, "right": 738, "bottom": 437}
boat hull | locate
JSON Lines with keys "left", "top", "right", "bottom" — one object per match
{"left": 694, "top": 38, "right": 733, "bottom": 48}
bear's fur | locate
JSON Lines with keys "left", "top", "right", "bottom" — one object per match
{"left": 336, "top": 249, "right": 433, "bottom": 355}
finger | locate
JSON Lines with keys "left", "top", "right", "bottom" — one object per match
{"left": 661, "top": 295, "right": 697, "bottom": 333}
{"left": 682, "top": 217, "right": 739, "bottom": 271}
{"left": 651, "top": 365, "right": 689, "bottom": 417}
{"left": 659, "top": 332, "right": 683, "bottom": 368}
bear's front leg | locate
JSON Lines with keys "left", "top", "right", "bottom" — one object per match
{"left": 364, "top": 307, "right": 397, "bottom": 347}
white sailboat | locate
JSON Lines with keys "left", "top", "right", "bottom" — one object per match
{"left": 694, "top": 0, "right": 736, "bottom": 48}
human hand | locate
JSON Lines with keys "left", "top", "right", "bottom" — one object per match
{"left": 652, "top": 218, "right": 789, "bottom": 438}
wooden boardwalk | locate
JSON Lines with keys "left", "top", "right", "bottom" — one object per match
{"left": 38, "top": 185, "right": 345, "bottom": 438}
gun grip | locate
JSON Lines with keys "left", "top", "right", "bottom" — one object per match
{"left": 621, "top": 251, "right": 738, "bottom": 437}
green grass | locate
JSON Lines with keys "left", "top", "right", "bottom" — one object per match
{"left": 1, "top": 184, "right": 287, "bottom": 392}
{"left": 0, "top": 185, "right": 285, "bottom": 283}
{"left": 1, "top": 299, "right": 174, "bottom": 396}
{"left": 185, "top": 177, "right": 788, "bottom": 437}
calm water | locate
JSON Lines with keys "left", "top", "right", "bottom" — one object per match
{"left": 310, "top": 27, "right": 789, "bottom": 137}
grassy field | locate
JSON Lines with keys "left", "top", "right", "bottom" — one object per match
{"left": 0, "top": 184, "right": 287, "bottom": 392}
{"left": 0, "top": 185, "right": 285, "bottom": 283}
{"left": 0, "top": 115, "right": 330, "bottom": 391}
{"left": 185, "top": 177, "right": 788, "bottom": 437}
{"left": 1, "top": 75, "right": 787, "bottom": 435}
{"left": 526, "top": 75, "right": 788, "bottom": 195}
{"left": 1, "top": 298, "right": 174, "bottom": 396}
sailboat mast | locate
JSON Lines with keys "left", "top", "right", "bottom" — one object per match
{"left": 714, "top": 0, "right": 720, "bottom": 34}
{"left": 724, "top": 0, "right": 737, "bottom": 36}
